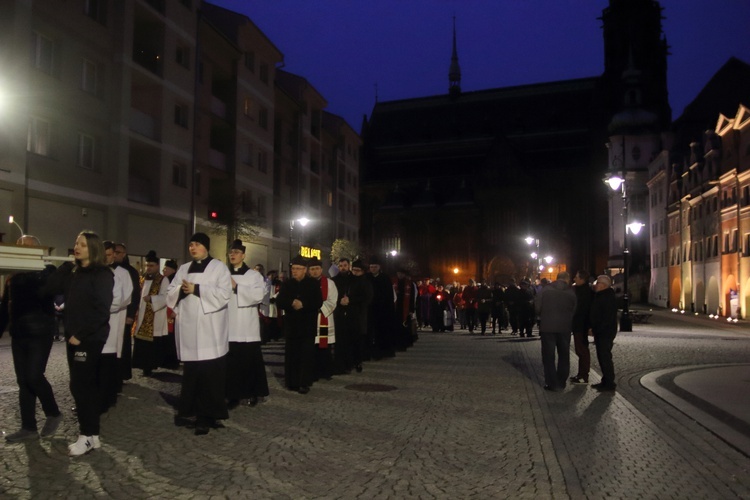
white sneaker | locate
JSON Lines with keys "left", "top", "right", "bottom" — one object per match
{"left": 68, "top": 435, "right": 95, "bottom": 456}
{"left": 92, "top": 435, "right": 101, "bottom": 449}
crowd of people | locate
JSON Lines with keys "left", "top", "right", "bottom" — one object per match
{"left": 413, "top": 271, "right": 619, "bottom": 393}
{"left": 1, "top": 229, "right": 619, "bottom": 456}
{"left": 1, "top": 232, "right": 424, "bottom": 455}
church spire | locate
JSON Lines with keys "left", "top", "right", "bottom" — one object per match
{"left": 448, "top": 16, "right": 461, "bottom": 98}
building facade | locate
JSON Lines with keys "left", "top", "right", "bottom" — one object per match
{"left": 648, "top": 57, "right": 750, "bottom": 316}
{"left": 0, "top": 0, "right": 360, "bottom": 271}
{"left": 361, "top": 0, "right": 670, "bottom": 284}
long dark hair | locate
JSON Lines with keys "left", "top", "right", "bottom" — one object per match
{"left": 76, "top": 230, "right": 107, "bottom": 268}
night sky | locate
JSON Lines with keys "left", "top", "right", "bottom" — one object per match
{"left": 211, "top": 0, "right": 750, "bottom": 132}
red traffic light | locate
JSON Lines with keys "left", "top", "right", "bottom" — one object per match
{"left": 208, "top": 210, "right": 219, "bottom": 220}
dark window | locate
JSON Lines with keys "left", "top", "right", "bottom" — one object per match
{"left": 174, "top": 104, "right": 189, "bottom": 128}
{"left": 85, "top": 0, "right": 107, "bottom": 24}
{"left": 176, "top": 45, "right": 190, "bottom": 69}
{"left": 172, "top": 162, "right": 187, "bottom": 187}
{"left": 244, "top": 51, "right": 255, "bottom": 72}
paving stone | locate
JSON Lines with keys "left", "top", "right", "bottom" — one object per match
{"left": 1, "top": 317, "right": 749, "bottom": 498}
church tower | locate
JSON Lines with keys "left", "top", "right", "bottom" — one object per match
{"left": 600, "top": 0, "right": 671, "bottom": 127}
{"left": 448, "top": 17, "right": 461, "bottom": 99}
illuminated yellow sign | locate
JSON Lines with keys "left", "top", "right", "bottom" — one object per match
{"left": 300, "top": 246, "right": 321, "bottom": 259}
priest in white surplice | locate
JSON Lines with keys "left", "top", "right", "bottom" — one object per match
{"left": 167, "top": 233, "right": 232, "bottom": 435}
{"left": 225, "top": 240, "right": 269, "bottom": 409}
{"left": 132, "top": 251, "right": 170, "bottom": 377}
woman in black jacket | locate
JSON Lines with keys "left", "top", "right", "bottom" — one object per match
{"left": 60, "top": 231, "right": 113, "bottom": 456}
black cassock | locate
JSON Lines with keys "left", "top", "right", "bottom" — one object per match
{"left": 276, "top": 276, "right": 322, "bottom": 389}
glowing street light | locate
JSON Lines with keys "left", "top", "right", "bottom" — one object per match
{"left": 626, "top": 222, "right": 645, "bottom": 235}
{"left": 525, "top": 236, "right": 541, "bottom": 280}
{"left": 289, "top": 216, "right": 311, "bottom": 267}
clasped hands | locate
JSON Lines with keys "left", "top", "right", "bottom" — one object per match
{"left": 181, "top": 279, "right": 195, "bottom": 295}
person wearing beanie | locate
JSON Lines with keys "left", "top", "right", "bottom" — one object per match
{"left": 276, "top": 255, "right": 322, "bottom": 394}
{"left": 167, "top": 233, "right": 233, "bottom": 435}
{"left": 225, "top": 240, "right": 269, "bottom": 409}
{"left": 333, "top": 258, "right": 373, "bottom": 374}
{"left": 132, "top": 251, "right": 170, "bottom": 377}
{"left": 163, "top": 260, "right": 178, "bottom": 283}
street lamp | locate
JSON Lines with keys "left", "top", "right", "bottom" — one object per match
{"left": 604, "top": 172, "right": 642, "bottom": 332}
{"left": 525, "top": 236, "right": 540, "bottom": 280}
{"left": 288, "top": 216, "right": 310, "bottom": 267}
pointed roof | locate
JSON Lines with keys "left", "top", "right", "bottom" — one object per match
{"left": 449, "top": 16, "right": 461, "bottom": 94}
{"left": 673, "top": 57, "right": 750, "bottom": 146}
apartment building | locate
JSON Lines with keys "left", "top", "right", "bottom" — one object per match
{"left": 0, "top": 0, "right": 198, "bottom": 262}
{"left": 0, "top": 0, "right": 361, "bottom": 270}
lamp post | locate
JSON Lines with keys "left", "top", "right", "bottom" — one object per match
{"left": 604, "top": 174, "right": 644, "bottom": 332}
{"left": 288, "top": 216, "right": 309, "bottom": 267}
{"left": 525, "top": 236, "right": 540, "bottom": 280}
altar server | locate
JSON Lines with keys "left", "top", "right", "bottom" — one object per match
{"left": 225, "top": 240, "right": 269, "bottom": 408}
{"left": 167, "top": 233, "right": 232, "bottom": 435}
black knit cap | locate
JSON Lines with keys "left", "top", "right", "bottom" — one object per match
{"left": 351, "top": 259, "right": 365, "bottom": 270}
{"left": 308, "top": 256, "right": 322, "bottom": 268}
{"left": 189, "top": 232, "right": 210, "bottom": 251}
{"left": 290, "top": 254, "right": 308, "bottom": 267}
{"left": 230, "top": 239, "right": 246, "bottom": 253}
{"left": 145, "top": 250, "right": 159, "bottom": 263}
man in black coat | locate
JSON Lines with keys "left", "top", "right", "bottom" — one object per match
{"left": 348, "top": 260, "right": 373, "bottom": 372}
{"left": 276, "top": 255, "right": 323, "bottom": 394}
{"left": 366, "top": 257, "right": 397, "bottom": 359}
{"left": 570, "top": 270, "right": 594, "bottom": 384}
{"left": 332, "top": 258, "right": 356, "bottom": 373}
{"left": 589, "top": 275, "right": 618, "bottom": 392}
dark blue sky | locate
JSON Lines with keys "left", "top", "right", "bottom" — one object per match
{"left": 212, "top": 0, "right": 750, "bottom": 132}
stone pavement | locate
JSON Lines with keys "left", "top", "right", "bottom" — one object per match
{"left": 1, "top": 324, "right": 750, "bottom": 499}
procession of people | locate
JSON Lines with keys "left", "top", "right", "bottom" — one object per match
{"left": 1, "top": 229, "right": 619, "bottom": 456}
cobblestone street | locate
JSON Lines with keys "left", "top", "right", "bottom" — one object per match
{"left": 2, "top": 311, "right": 749, "bottom": 499}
